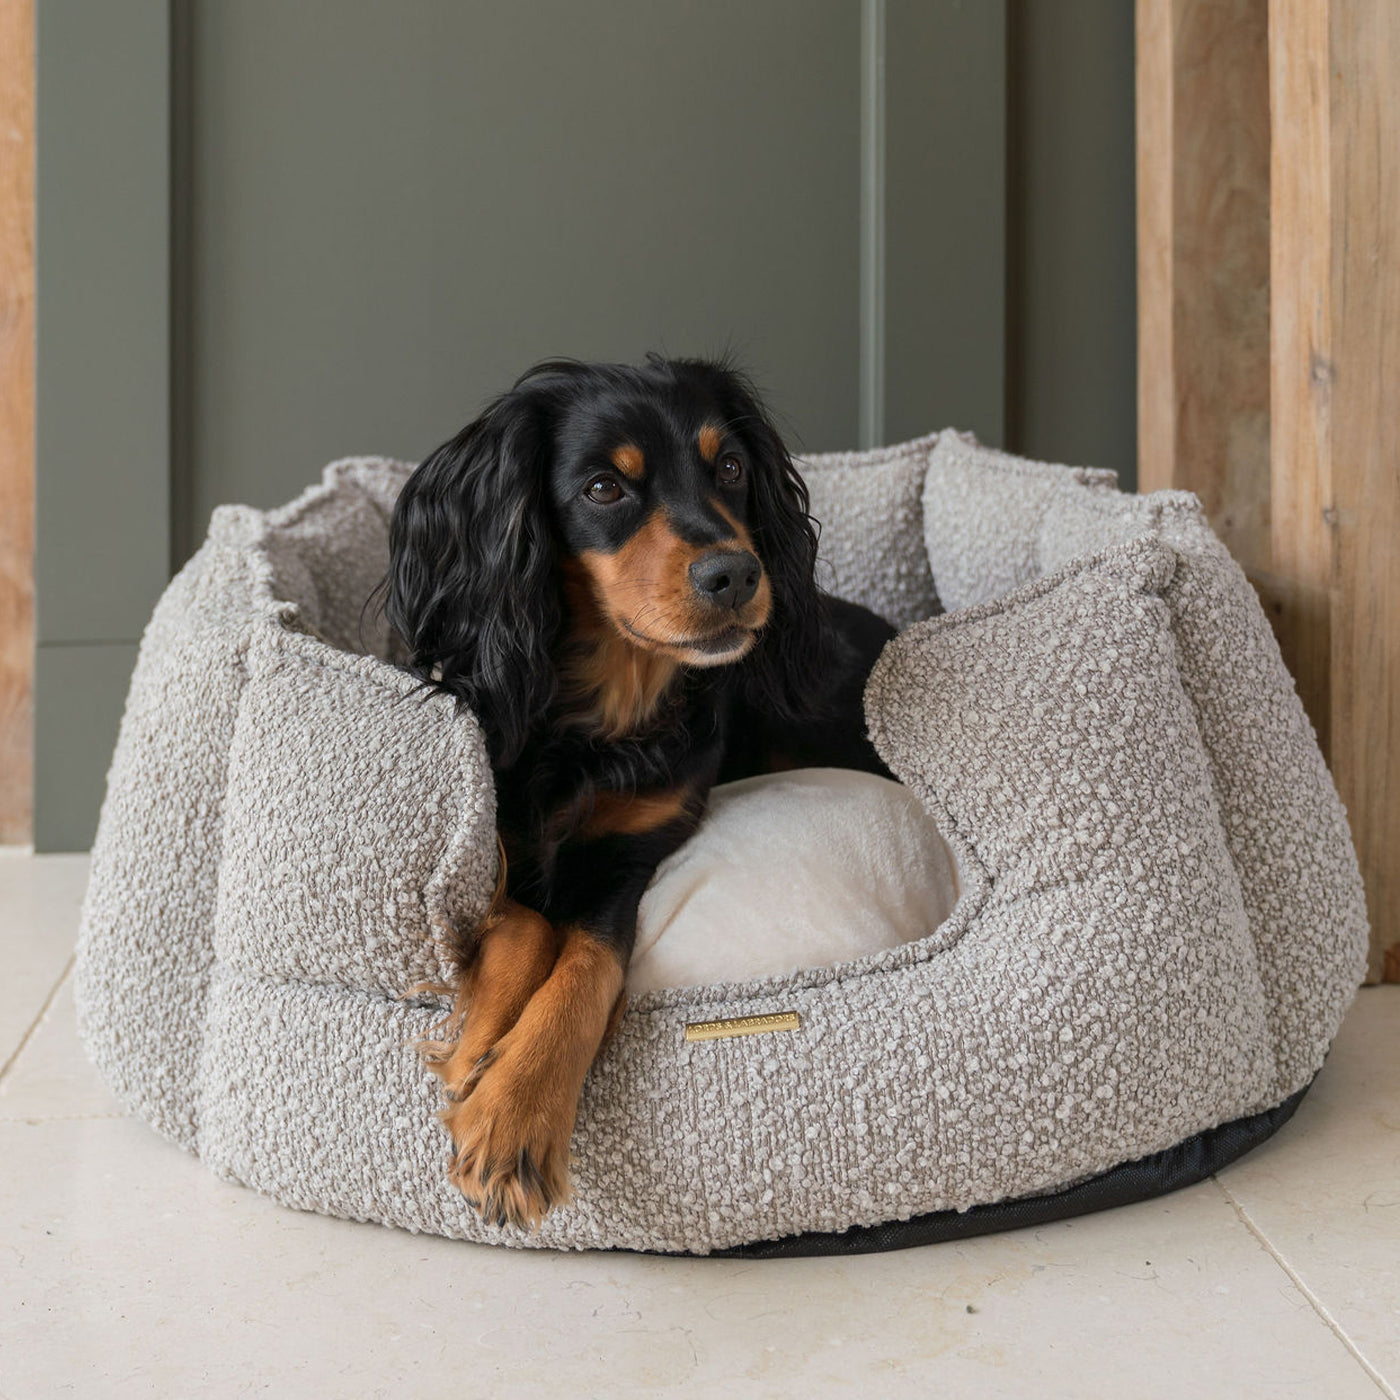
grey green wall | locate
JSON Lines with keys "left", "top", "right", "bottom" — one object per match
{"left": 34, "top": 0, "right": 1133, "bottom": 850}
{"left": 1005, "top": 0, "right": 1137, "bottom": 481}
{"left": 182, "top": 0, "right": 862, "bottom": 548}
{"left": 34, "top": 1, "right": 171, "bottom": 853}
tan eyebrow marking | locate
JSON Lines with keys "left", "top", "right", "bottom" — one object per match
{"left": 610, "top": 444, "right": 645, "bottom": 479}
{"left": 697, "top": 424, "right": 724, "bottom": 463}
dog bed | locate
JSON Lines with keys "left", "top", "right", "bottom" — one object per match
{"left": 74, "top": 431, "right": 1369, "bottom": 1256}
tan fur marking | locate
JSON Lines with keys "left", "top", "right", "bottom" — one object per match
{"left": 564, "top": 629, "right": 680, "bottom": 737}
{"left": 560, "top": 558, "right": 682, "bottom": 736}
{"left": 697, "top": 423, "right": 724, "bottom": 462}
{"left": 565, "top": 503, "right": 771, "bottom": 697}
{"left": 582, "top": 786, "right": 692, "bottom": 838}
{"left": 610, "top": 443, "right": 645, "bottom": 479}
{"left": 585, "top": 511, "right": 699, "bottom": 632}
{"left": 574, "top": 509, "right": 769, "bottom": 640}
{"left": 439, "top": 928, "right": 625, "bottom": 1230}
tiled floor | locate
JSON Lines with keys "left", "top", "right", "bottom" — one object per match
{"left": 1, "top": 854, "right": 1396, "bottom": 1400}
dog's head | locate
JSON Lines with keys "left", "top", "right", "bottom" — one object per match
{"left": 385, "top": 356, "right": 829, "bottom": 765}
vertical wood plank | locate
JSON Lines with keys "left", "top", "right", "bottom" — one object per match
{"left": 1326, "top": 0, "right": 1400, "bottom": 982}
{"left": 1172, "top": 0, "right": 1272, "bottom": 569}
{"left": 1136, "top": 0, "right": 1271, "bottom": 575}
{"left": 1261, "top": 0, "right": 1334, "bottom": 753}
{"left": 1271, "top": 0, "right": 1400, "bottom": 980}
{"left": 1269, "top": 0, "right": 1334, "bottom": 594}
{"left": 0, "top": 0, "right": 34, "bottom": 846}
{"left": 1264, "top": 0, "right": 1335, "bottom": 750}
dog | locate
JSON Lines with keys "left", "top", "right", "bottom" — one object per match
{"left": 384, "top": 355, "right": 895, "bottom": 1229}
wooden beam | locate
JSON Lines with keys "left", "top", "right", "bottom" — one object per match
{"left": 1268, "top": 0, "right": 1335, "bottom": 756}
{"left": 1331, "top": 1, "right": 1400, "bottom": 985}
{"left": 0, "top": 0, "right": 35, "bottom": 847}
{"left": 1135, "top": 0, "right": 1272, "bottom": 574}
{"left": 1271, "top": 0, "right": 1400, "bottom": 982}
{"left": 1142, "top": 0, "right": 1397, "bottom": 979}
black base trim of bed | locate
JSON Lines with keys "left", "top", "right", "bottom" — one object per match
{"left": 704, "top": 1082, "right": 1311, "bottom": 1259}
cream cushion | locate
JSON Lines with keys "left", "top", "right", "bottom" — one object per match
{"left": 630, "top": 769, "right": 961, "bottom": 995}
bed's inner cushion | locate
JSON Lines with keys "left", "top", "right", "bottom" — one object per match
{"left": 628, "top": 769, "right": 960, "bottom": 994}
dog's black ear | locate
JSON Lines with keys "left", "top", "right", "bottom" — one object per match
{"left": 697, "top": 366, "right": 835, "bottom": 723}
{"left": 385, "top": 396, "right": 558, "bottom": 768}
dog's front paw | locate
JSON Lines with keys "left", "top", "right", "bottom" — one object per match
{"left": 441, "top": 1055, "right": 575, "bottom": 1231}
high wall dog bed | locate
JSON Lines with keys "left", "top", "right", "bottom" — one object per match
{"left": 74, "top": 431, "right": 1370, "bottom": 1256}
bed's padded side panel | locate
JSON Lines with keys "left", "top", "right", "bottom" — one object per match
{"left": 798, "top": 433, "right": 944, "bottom": 628}
{"left": 212, "top": 623, "right": 497, "bottom": 997}
{"left": 74, "top": 516, "right": 262, "bottom": 1149}
{"left": 864, "top": 540, "right": 1276, "bottom": 1208}
{"left": 1153, "top": 504, "right": 1367, "bottom": 1098}
{"left": 1039, "top": 485, "right": 1368, "bottom": 1101}
{"left": 918, "top": 441, "right": 1369, "bottom": 1109}
{"left": 920, "top": 435, "right": 1118, "bottom": 612}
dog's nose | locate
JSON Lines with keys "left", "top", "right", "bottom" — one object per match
{"left": 690, "top": 549, "right": 761, "bottom": 610}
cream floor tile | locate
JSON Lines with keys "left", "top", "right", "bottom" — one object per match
{"left": 0, "top": 854, "right": 88, "bottom": 1072}
{"left": 0, "top": 1112, "right": 1383, "bottom": 1400}
{"left": 1216, "top": 986, "right": 1400, "bottom": 1397}
{"left": 0, "top": 974, "right": 124, "bottom": 1122}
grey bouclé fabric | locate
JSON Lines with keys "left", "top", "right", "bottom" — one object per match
{"left": 75, "top": 435, "right": 1369, "bottom": 1254}
{"left": 795, "top": 432, "right": 944, "bottom": 628}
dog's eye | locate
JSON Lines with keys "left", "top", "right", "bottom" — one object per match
{"left": 584, "top": 475, "right": 624, "bottom": 504}
{"left": 718, "top": 454, "right": 745, "bottom": 485}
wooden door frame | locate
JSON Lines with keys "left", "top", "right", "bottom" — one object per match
{"left": 0, "top": 0, "right": 35, "bottom": 847}
{"left": 1137, "top": 0, "right": 1400, "bottom": 982}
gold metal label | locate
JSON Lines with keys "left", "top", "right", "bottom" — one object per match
{"left": 683, "top": 1011, "right": 801, "bottom": 1043}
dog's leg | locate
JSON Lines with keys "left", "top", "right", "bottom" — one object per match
{"left": 439, "top": 781, "right": 713, "bottom": 1229}
{"left": 442, "top": 925, "right": 624, "bottom": 1229}
{"left": 423, "top": 899, "right": 558, "bottom": 1104}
